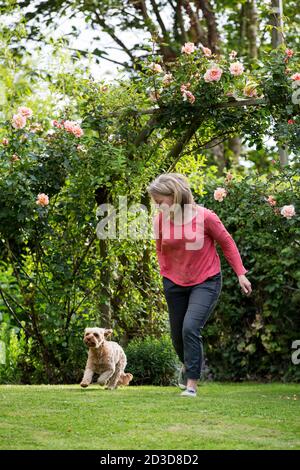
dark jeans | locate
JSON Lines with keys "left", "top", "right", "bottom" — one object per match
{"left": 162, "top": 272, "right": 223, "bottom": 380}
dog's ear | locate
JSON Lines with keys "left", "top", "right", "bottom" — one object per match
{"left": 104, "top": 328, "right": 113, "bottom": 338}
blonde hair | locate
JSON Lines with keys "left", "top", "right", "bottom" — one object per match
{"left": 147, "top": 173, "right": 196, "bottom": 219}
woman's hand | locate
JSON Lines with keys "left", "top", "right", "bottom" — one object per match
{"left": 238, "top": 274, "right": 252, "bottom": 296}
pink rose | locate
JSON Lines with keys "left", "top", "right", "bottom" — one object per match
{"left": 162, "top": 73, "right": 173, "bottom": 85}
{"left": 36, "top": 193, "right": 49, "bottom": 207}
{"left": 201, "top": 46, "right": 212, "bottom": 57}
{"left": 267, "top": 195, "right": 276, "bottom": 207}
{"left": 52, "top": 120, "right": 63, "bottom": 128}
{"left": 214, "top": 187, "right": 227, "bottom": 202}
{"left": 180, "top": 83, "right": 195, "bottom": 103}
{"left": 229, "top": 61, "right": 244, "bottom": 76}
{"left": 291, "top": 73, "right": 300, "bottom": 81}
{"left": 63, "top": 120, "right": 76, "bottom": 133}
{"left": 288, "top": 119, "right": 295, "bottom": 125}
{"left": 285, "top": 49, "right": 294, "bottom": 58}
{"left": 12, "top": 114, "right": 26, "bottom": 129}
{"left": 72, "top": 125, "right": 84, "bottom": 138}
{"left": 149, "top": 63, "right": 163, "bottom": 73}
{"left": 181, "top": 42, "right": 195, "bottom": 55}
{"left": 17, "top": 106, "right": 33, "bottom": 118}
{"left": 63, "top": 120, "right": 84, "bottom": 137}
{"left": 204, "top": 66, "right": 223, "bottom": 82}
{"left": 182, "top": 90, "right": 196, "bottom": 104}
{"left": 225, "top": 172, "right": 233, "bottom": 183}
{"left": 180, "top": 83, "right": 191, "bottom": 92}
{"left": 280, "top": 205, "right": 296, "bottom": 219}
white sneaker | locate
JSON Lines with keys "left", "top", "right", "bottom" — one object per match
{"left": 180, "top": 388, "right": 197, "bottom": 397}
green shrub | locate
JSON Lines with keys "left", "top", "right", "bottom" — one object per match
{"left": 196, "top": 167, "right": 300, "bottom": 382}
{"left": 125, "top": 335, "right": 180, "bottom": 386}
{"left": 0, "top": 322, "right": 28, "bottom": 384}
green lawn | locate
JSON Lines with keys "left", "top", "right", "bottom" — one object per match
{"left": 0, "top": 383, "right": 299, "bottom": 450}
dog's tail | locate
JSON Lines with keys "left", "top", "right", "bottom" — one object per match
{"left": 117, "top": 372, "right": 133, "bottom": 386}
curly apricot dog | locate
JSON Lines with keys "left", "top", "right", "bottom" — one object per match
{"left": 80, "top": 327, "right": 133, "bottom": 390}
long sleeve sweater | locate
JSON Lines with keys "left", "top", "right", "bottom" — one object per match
{"left": 153, "top": 205, "right": 248, "bottom": 286}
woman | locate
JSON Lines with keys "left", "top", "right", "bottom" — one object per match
{"left": 147, "top": 173, "right": 252, "bottom": 397}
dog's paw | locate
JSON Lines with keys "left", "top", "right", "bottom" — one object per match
{"left": 117, "top": 372, "right": 133, "bottom": 386}
{"left": 97, "top": 378, "right": 107, "bottom": 386}
{"left": 80, "top": 381, "right": 89, "bottom": 388}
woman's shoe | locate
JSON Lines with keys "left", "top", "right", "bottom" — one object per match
{"left": 180, "top": 388, "right": 197, "bottom": 397}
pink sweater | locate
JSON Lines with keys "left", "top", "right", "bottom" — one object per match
{"left": 153, "top": 205, "right": 248, "bottom": 286}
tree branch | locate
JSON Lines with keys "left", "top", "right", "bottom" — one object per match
{"left": 0, "top": 287, "right": 31, "bottom": 335}
{"left": 150, "top": 0, "right": 169, "bottom": 40}
{"left": 167, "top": 117, "right": 204, "bottom": 170}
{"left": 134, "top": 115, "right": 160, "bottom": 146}
{"left": 176, "top": 0, "right": 189, "bottom": 43}
{"left": 103, "top": 98, "right": 266, "bottom": 118}
{"left": 180, "top": 130, "right": 234, "bottom": 158}
{"left": 93, "top": 10, "right": 136, "bottom": 63}
{"left": 182, "top": 0, "right": 206, "bottom": 44}
{"left": 130, "top": 0, "right": 158, "bottom": 36}
{"left": 196, "top": 0, "right": 220, "bottom": 52}
{"left": 167, "top": 0, "right": 177, "bottom": 11}
{"left": 5, "top": 240, "right": 53, "bottom": 305}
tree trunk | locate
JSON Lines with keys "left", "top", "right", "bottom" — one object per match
{"left": 196, "top": 0, "right": 220, "bottom": 52}
{"left": 246, "top": 1, "right": 258, "bottom": 59}
{"left": 211, "top": 142, "right": 226, "bottom": 175}
{"left": 270, "top": 0, "right": 288, "bottom": 166}
{"left": 97, "top": 238, "right": 112, "bottom": 328}
{"left": 228, "top": 136, "right": 242, "bottom": 166}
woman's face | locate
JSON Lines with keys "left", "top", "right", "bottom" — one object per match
{"left": 151, "top": 194, "right": 174, "bottom": 211}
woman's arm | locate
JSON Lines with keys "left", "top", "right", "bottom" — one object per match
{"left": 205, "top": 209, "right": 252, "bottom": 295}
{"left": 238, "top": 274, "right": 252, "bottom": 296}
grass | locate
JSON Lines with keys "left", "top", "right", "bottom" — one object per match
{"left": 0, "top": 382, "right": 299, "bottom": 450}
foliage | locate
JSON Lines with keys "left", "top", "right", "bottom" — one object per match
{"left": 195, "top": 165, "right": 300, "bottom": 381}
{"left": 0, "top": 321, "right": 31, "bottom": 384}
{"left": 0, "top": 17, "right": 299, "bottom": 384}
{"left": 2, "top": 0, "right": 299, "bottom": 71}
{"left": 125, "top": 335, "right": 180, "bottom": 386}
{"left": 138, "top": 44, "right": 300, "bottom": 153}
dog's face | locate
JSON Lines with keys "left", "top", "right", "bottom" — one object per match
{"left": 83, "top": 327, "right": 113, "bottom": 349}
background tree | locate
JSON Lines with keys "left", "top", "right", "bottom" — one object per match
{"left": 2, "top": 0, "right": 298, "bottom": 168}
{"left": 0, "top": 2, "right": 299, "bottom": 384}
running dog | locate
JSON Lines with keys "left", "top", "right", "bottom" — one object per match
{"left": 80, "top": 327, "right": 133, "bottom": 389}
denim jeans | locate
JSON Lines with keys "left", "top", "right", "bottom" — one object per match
{"left": 162, "top": 272, "right": 223, "bottom": 380}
